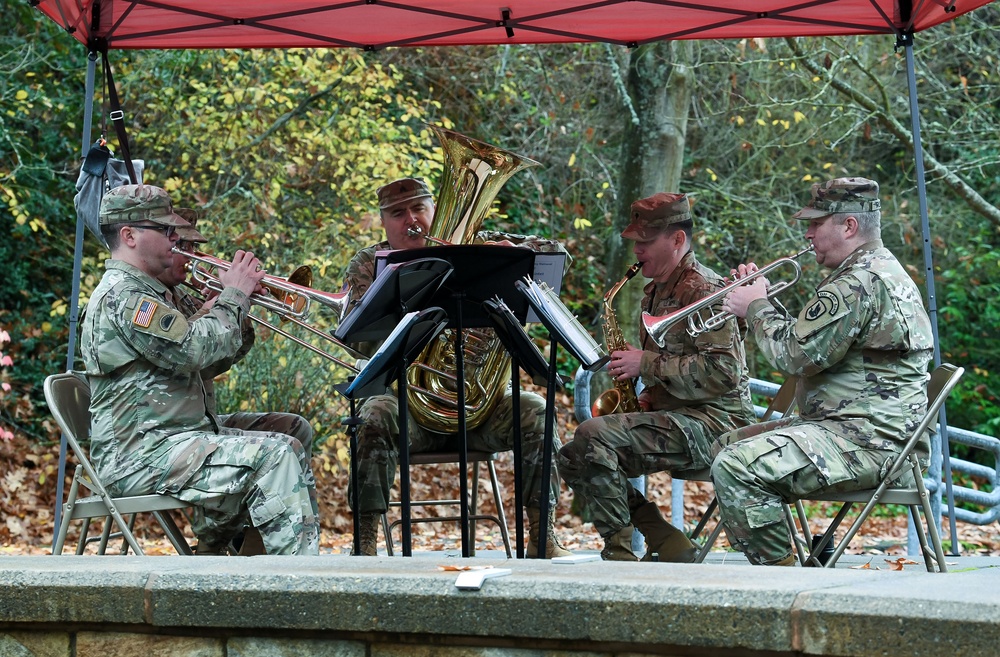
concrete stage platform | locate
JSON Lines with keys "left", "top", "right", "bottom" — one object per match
{"left": 2, "top": 550, "right": 999, "bottom": 657}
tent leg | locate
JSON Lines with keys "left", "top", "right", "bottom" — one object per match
{"left": 54, "top": 50, "right": 99, "bottom": 541}
{"left": 900, "top": 32, "right": 959, "bottom": 557}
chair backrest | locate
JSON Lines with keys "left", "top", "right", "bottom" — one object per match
{"left": 43, "top": 372, "right": 108, "bottom": 494}
{"left": 44, "top": 372, "right": 91, "bottom": 445}
{"left": 759, "top": 375, "right": 798, "bottom": 422}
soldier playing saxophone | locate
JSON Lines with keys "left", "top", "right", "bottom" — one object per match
{"left": 558, "top": 192, "right": 755, "bottom": 562}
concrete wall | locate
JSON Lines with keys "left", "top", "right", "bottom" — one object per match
{"left": 3, "top": 554, "right": 1000, "bottom": 656}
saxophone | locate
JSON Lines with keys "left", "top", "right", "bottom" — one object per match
{"left": 592, "top": 262, "right": 642, "bottom": 416}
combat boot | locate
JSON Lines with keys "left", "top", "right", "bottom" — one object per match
{"left": 525, "top": 507, "right": 572, "bottom": 558}
{"left": 351, "top": 513, "right": 380, "bottom": 556}
{"left": 631, "top": 501, "right": 698, "bottom": 563}
{"left": 237, "top": 527, "right": 266, "bottom": 556}
{"left": 601, "top": 525, "right": 638, "bottom": 561}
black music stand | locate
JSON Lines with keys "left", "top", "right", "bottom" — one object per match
{"left": 517, "top": 278, "right": 609, "bottom": 558}
{"left": 384, "top": 245, "right": 534, "bottom": 557}
{"left": 483, "top": 297, "right": 561, "bottom": 558}
{"left": 335, "top": 258, "right": 452, "bottom": 556}
{"left": 336, "top": 308, "right": 449, "bottom": 556}
{"left": 335, "top": 257, "right": 453, "bottom": 344}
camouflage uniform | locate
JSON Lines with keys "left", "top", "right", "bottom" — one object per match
{"left": 712, "top": 181, "right": 934, "bottom": 565}
{"left": 80, "top": 184, "right": 319, "bottom": 555}
{"left": 343, "top": 231, "right": 568, "bottom": 514}
{"left": 558, "top": 250, "right": 756, "bottom": 537}
{"left": 172, "top": 286, "right": 314, "bottom": 450}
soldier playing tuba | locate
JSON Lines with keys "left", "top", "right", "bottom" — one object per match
{"left": 338, "top": 127, "right": 573, "bottom": 559}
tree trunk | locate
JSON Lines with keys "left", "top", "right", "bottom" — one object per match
{"left": 607, "top": 40, "right": 694, "bottom": 345}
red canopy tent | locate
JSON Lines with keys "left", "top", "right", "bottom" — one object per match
{"left": 33, "top": 0, "right": 990, "bottom": 49}
{"left": 33, "top": 0, "right": 995, "bottom": 552}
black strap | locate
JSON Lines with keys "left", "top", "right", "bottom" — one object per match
{"left": 102, "top": 51, "right": 138, "bottom": 184}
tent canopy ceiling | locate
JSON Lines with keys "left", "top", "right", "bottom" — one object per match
{"left": 35, "top": 0, "right": 992, "bottom": 50}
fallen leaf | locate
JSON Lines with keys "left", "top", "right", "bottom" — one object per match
{"left": 438, "top": 565, "right": 496, "bottom": 572}
{"left": 885, "top": 557, "right": 919, "bottom": 570}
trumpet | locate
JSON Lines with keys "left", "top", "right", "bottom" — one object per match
{"left": 642, "top": 245, "right": 814, "bottom": 347}
{"left": 172, "top": 247, "right": 362, "bottom": 372}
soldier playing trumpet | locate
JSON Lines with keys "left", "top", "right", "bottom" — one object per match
{"left": 558, "top": 192, "right": 755, "bottom": 562}
{"left": 712, "top": 177, "right": 934, "bottom": 566}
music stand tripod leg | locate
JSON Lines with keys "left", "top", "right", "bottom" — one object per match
{"left": 342, "top": 385, "right": 363, "bottom": 557}
{"left": 454, "top": 296, "right": 472, "bottom": 558}
{"left": 511, "top": 356, "right": 524, "bottom": 558}
{"left": 536, "top": 336, "right": 560, "bottom": 559}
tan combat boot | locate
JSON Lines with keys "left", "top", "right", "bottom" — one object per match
{"left": 351, "top": 513, "right": 380, "bottom": 556}
{"left": 600, "top": 525, "right": 639, "bottom": 561}
{"left": 631, "top": 501, "right": 698, "bottom": 563}
{"left": 525, "top": 507, "right": 572, "bottom": 558}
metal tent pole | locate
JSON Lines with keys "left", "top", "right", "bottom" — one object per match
{"left": 900, "top": 32, "right": 959, "bottom": 556}
{"left": 53, "top": 50, "right": 98, "bottom": 542}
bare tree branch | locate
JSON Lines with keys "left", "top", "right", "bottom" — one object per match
{"left": 785, "top": 37, "right": 1000, "bottom": 229}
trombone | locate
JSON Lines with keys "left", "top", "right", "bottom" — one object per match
{"left": 172, "top": 248, "right": 488, "bottom": 407}
{"left": 642, "top": 245, "right": 814, "bottom": 347}
{"left": 172, "top": 247, "right": 362, "bottom": 373}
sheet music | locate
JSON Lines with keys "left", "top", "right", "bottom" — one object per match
{"left": 516, "top": 277, "right": 609, "bottom": 371}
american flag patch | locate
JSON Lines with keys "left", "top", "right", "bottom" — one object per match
{"left": 133, "top": 299, "right": 157, "bottom": 328}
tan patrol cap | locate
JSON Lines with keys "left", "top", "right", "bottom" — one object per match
{"left": 173, "top": 208, "right": 208, "bottom": 244}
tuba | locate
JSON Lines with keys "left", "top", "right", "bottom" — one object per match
{"left": 406, "top": 126, "right": 540, "bottom": 433}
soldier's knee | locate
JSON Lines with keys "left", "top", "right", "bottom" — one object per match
{"left": 711, "top": 446, "right": 746, "bottom": 493}
{"left": 559, "top": 423, "right": 595, "bottom": 466}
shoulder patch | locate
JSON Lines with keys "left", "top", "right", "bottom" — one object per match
{"left": 795, "top": 285, "right": 851, "bottom": 341}
{"left": 133, "top": 299, "right": 158, "bottom": 327}
{"left": 804, "top": 289, "right": 840, "bottom": 321}
{"left": 130, "top": 296, "right": 188, "bottom": 343}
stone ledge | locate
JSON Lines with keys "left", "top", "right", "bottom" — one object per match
{"left": 2, "top": 555, "right": 999, "bottom": 656}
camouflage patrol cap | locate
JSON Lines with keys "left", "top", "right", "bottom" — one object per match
{"left": 792, "top": 177, "right": 881, "bottom": 220}
{"left": 173, "top": 208, "right": 208, "bottom": 244}
{"left": 621, "top": 192, "right": 692, "bottom": 241}
{"left": 377, "top": 177, "right": 433, "bottom": 210}
{"left": 99, "top": 184, "right": 190, "bottom": 227}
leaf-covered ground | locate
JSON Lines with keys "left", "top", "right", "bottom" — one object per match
{"left": 3, "top": 393, "right": 998, "bottom": 558}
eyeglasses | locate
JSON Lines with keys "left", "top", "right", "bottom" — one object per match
{"left": 129, "top": 224, "right": 177, "bottom": 239}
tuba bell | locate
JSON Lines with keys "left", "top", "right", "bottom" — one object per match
{"left": 405, "top": 126, "right": 540, "bottom": 433}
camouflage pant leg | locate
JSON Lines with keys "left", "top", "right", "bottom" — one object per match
{"left": 171, "top": 430, "right": 319, "bottom": 555}
{"left": 466, "top": 390, "right": 560, "bottom": 508}
{"left": 711, "top": 423, "right": 897, "bottom": 565}
{"left": 350, "top": 394, "right": 452, "bottom": 514}
{"left": 708, "top": 417, "right": 797, "bottom": 461}
{"left": 557, "top": 410, "right": 713, "bottom": 537}
{"left": 220, "top": 411, "right": 314, "bottom": 454}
